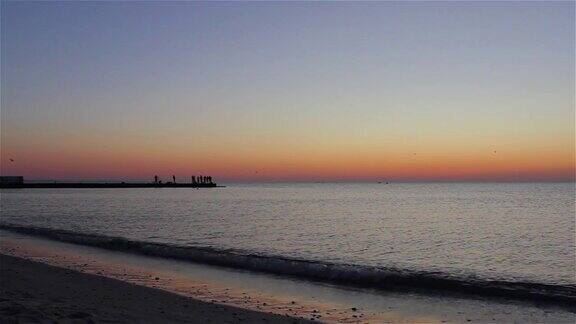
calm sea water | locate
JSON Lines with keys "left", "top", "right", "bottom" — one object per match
{"left": 1, "top": 183, "right": 574, "bottom": 287}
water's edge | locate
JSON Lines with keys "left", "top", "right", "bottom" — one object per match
{"left": 1, "top": 224, "right": 574, "bottom": 310}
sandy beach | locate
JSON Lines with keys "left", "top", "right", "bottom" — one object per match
{"left": 0, "top": 254, "right": 306, "bottom": 323}
{"left": 1, "top": 230, "right": 575, "bottom": 323}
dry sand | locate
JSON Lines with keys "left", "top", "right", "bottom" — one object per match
{"left": 0, "top": 254, "right": 307, "bottom": 323}
{"left": 2, "top": 232, "right": 575, "bottom": 324}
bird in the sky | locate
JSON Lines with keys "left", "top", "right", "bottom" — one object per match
{"left": 9, "top": 158, "right": 14, "bottom": 162}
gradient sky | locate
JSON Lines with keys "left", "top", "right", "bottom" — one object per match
{"left": 1, "top": 1, "right": 574, "bottom": 182}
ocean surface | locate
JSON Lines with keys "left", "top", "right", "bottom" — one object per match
{"left": 1, "top": 183, "right": 574, "bottom": 301}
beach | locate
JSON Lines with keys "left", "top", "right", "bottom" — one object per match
{"left": 1, "top": 229, "right": 574, "bottom": 323}
{"left": 0, "top": 254, "right": 304, "bottom": 323}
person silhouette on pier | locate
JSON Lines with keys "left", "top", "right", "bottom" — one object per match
{"left": 154, "top": 175, "right": 159, "bottom": 184}
{"left": 191, "top": 176, "right": 196, "bottom": 184}
{"left": 172, "top": 175, "right": 176, "bottom": 183}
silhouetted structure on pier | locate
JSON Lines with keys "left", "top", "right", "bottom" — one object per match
{"left": 190, "top": 175, "right": 214, "bottom": 185}
{"left": 154, "top": 174, "right": 215, "bottom": 186}
{"left": 0, "top": 176, "right": 24, "bottom": 186}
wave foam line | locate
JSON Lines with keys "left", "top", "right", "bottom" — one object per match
{"left": 1, "top": 224, "right": 574, "bottom": 309}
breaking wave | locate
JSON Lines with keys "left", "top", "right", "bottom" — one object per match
{"left": 1, "top": 224, "right": 574, "bottom": 308}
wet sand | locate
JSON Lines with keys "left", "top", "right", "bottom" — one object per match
{"left": 0, "top": 254, "right": 305, "bottom": 323}
{"left": 1, "top": 230, "right": 575, "bottom": 323}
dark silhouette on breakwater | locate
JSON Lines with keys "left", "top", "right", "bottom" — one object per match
{"left": 0, "top": 176, "right": 220, "bottom": 189}
{"left": 190, "top": 175, "right": 213, "bottom": 185}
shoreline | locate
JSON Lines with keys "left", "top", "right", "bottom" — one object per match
{"left": 1, "top": 224, "right": 573, "bottom": 309}
{"left": 0, "top": 254, "right": 305, "bottom": 323}
{"left": 1, "top": 230, "right": 575, "bottom": 323}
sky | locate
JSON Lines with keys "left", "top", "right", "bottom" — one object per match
{"left": 1, "top": 1, "right": 574, "bottom": 182}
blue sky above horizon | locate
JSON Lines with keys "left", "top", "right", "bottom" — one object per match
{"left": 1, "top": 1, "right": 574, "bottom": 182}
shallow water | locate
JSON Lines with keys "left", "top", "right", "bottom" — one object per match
{"left": 2, "top": 230, "right": 574, "bottom": 323}
{"left": 1, "top": 183, "right": 574, "bottom": 288}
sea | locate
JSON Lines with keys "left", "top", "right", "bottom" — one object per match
{"left": 1, "top": 182, "right": 574, "bottom": 303}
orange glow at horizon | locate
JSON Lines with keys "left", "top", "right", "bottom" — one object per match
{"left": 2, "top": 132, "right": 574, "bottom": 182}
{"left": 2, "top": 1, "right": 574, "bottom": 183}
